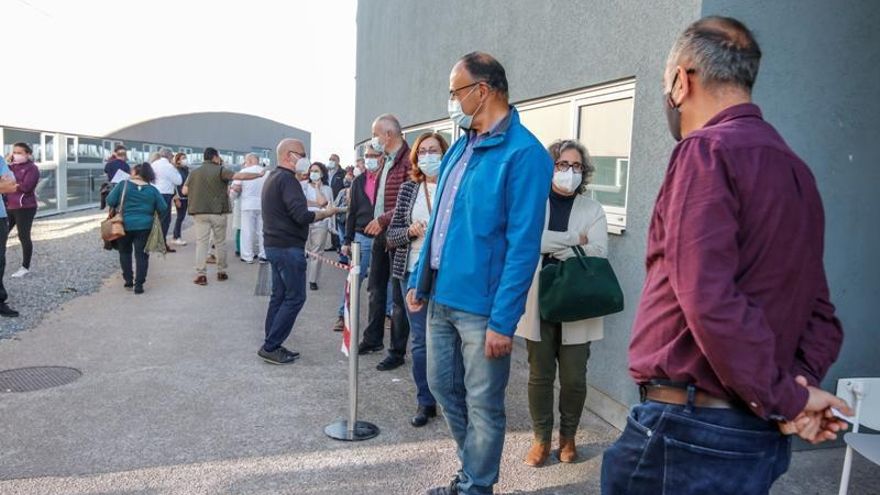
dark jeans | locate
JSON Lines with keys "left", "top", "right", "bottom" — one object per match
{"left": 263, "top": 246, "right": 308, "bottom": 352}
{"left": 172, "top": 198, "right": 188, "bottom": 239}
{"left": 0, "top": 220, "right": 8, "bottom": 303}
{"left": 601, "top": 398, "right": 792, "bottom": 495}
{"left": 361, "top": 233, "right": 410, "bottom": 358}
{"left": 399, "top": 272, "right": 435, "bottom": 407}
{"left": 160, "top": 194, "right": 174, "bottom": 240}
{"left": 7, "top": 207, "right": 36, "bottom": 269}
{"left": 117, "top": 229, "right": 151, "bottom": 286}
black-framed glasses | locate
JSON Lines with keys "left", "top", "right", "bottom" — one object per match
{"left": 448, "top": 81, "right": 484, "bottom": 100}
{"left": 555, "top": 161, "right": 584, "bottom": 173}
{"left": 288, "top": 150, "right": 305, "bottom": 158}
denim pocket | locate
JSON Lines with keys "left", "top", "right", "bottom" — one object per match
{"left": 662, "top": 436, "right": 773, "bottom": 495}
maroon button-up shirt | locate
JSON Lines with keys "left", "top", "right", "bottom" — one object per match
{"left": 629, "top": 103, "right": 843, "bottom": 421}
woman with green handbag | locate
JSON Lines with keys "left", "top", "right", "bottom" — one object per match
{"left": 515, "top": 139, "right": 608, "bottom": 467}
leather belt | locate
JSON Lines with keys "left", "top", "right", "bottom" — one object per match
{"left": 640, "top": 384, "right": 737, "bottom": 410}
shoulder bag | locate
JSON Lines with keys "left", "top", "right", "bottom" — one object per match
{"left": 100, "top": 181, "right": 128, "bottom": 242}
{"left": 539, "top": 245, "right": 624, "bottom": 322}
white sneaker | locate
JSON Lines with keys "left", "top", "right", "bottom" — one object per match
{"left": 173, "top": 238, "right": 187, "bottom": 246}
{"left": 11, "top": 267, "right": 29, "bottom": 278}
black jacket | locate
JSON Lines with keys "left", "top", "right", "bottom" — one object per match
{"left": 261, "top": 167, "right": 316, "bottom": 249}
{"left": 344, "top": 173, "right": 376, "bottom": 245}
{"left": 328, "top": 169, "right": 345, "bottom": 200}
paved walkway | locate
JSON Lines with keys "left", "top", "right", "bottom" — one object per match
{"left": 0, "top": 214, "right": 876, "bottom": 494}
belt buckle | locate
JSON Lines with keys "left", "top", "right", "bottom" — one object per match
{"left": 638, "top": 384, "right": 648, "bottom": 403}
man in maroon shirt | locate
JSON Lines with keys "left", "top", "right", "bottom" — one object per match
{"left": 601, "top": 16, "right": 853, "bottom": 495}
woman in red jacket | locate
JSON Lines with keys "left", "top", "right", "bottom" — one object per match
{"left": 3, "top": 142, "right": 40, "bottom": 278}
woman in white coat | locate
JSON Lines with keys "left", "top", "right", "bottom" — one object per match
{"left": 516, "top": 139, "right": 607, "bottom": 467}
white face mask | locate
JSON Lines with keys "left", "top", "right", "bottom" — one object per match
{"left": 353, "top": 167, "right": 364, "bottom": 177}
{"left": 418, "top": 153, "right": 442, "bottom": 177}
{"left": 309, "top": 171, "right": 321, "bottom": 182}
{"left": 295, "top": 157, "right": 310, "bottom": 174}
{"left": 364, "top": 158, "right": 380, "bottom": 172}
{"left": 370, "top": 136, "right": 385, "bottom": 154}
{"left": 327, "top": 160, "right": 338, "bottom": 170}
{"left": 447, "top": 85, "right": 484, "bottom": 130}
{"left": 552, "top": 168, "right": 582, "bottom": 194}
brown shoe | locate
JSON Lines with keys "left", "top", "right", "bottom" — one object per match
{"left": 333, "top": 316, "right": 345, "bottom": 332}
{"left": 558, "top": 436, "right": 578, "bottom": 463}
{"left": 194, "top": 275, "right": 208, "bottom": 286}
{"left": 524, "top": 439, "right": 551, "bottom": 467}
{"left": 206, "top": 254, "right": 217, "bottom": 264}
{"left": 217, "top": 272, "right": 229, "bottom": 281}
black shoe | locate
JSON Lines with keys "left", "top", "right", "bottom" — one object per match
{"left": 426, "top": 475, "right": 459, "bottom": 495}
{"left": 124, "top": 281, "right": 134, "bottom": 290}
{"left": 258, "top": 347, "right": 299, "bottom": 364}
{"left": 309, "top": 282, "right": 319, "bottom": 291}
{"left": 411, "top": 405, "right": 437, "bottom": 427}
{"left": 0, "top": 303, "right": 19, "bottom": 318}
{"left": 376, "top": 355, "right": 405, "bottom": 371}
{"left": 357, "top": 342, "right": 384, "bottom": 355}
{"left": 278, "top": 346, "right": 301, "bottom": 359}
{"left": 134, "top": 285, "right": 144, "bottom": 294}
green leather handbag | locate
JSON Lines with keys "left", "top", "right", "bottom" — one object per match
{"left": 539, "top": 246, "right": 624, "bottom": 322}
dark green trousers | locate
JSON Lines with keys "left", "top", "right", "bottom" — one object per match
{"left": 526, "top": 320, "right": 592, "bottom": 442}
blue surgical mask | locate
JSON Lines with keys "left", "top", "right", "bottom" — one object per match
{"left": 447, "top": 85, "right": 484, "bottom": 130}
{"left": 370, "top": 136, "right": 385, "bottom": 154}
{"left": 364, "top": 158, "right": 380, "bottom": 172}
{"left": 309, "top": 171, "right": 321, "bottom": 182}
{"left": 418, "top": 153, "right": 442, "bottom": 177}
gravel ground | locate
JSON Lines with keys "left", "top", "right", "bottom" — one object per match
{"left": 0, "top": 208, "right": 189, "bottom": 339}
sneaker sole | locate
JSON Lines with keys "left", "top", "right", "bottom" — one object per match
{"left": 259, "top": 355, "right": 299, "bottom": 365}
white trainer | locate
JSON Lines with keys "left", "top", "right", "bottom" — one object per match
{"left": 173, "top": 238, "right": 187, "bottom": 246}
{"left": 11, "top": 267, "right": 29, "bottom": 278}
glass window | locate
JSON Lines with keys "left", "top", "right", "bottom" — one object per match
{"left": 36, "top": 168, "right": 58, "bottom": 212}
{"left": 518, "top": 102, "right": 570, "bottom": 148}
{"left": 66, "top": 136, "right": 78, "bottom": 163}
{"left": 578, "top": 97, "right": 634, "bottom": 211}
{"left": 3, "top": 128, "right": 41, "bottom": 161}
{"left": 42, "top": 134, "right": 56, "bottom": 163}
{"left": 402, "top": 122, "right": 455, "bottom": 154}
{"left": 66, "top": 168, "right": 103, "bottom": 208}
{"left": 78, "top": 137, "right": 103, "bottom": 163}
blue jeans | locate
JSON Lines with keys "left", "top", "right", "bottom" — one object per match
{"left": 400, "top": 273, "right": 435, "bottom": 407}
{"left": 338, "top": 233, "right": 373, "bottom": 317}
{"left": 427, "top": 302, "right": 511, "bottom": 495}
{"left": 601, "top": 399, "right": 792, "bottom": 495}
{"left": 263, "top": 246, "right": 308, "bottom": 352}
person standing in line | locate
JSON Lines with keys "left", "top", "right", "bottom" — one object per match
{"left": 259, "top": 138, "right": 337, "bottom": 364}
{"left": 104, "top": 144, "right": 130, "bottom": 182}
{"left": 356, "top": 113, "right": 412, "bottom": 373}
{"left": 182, "top": 147, "right": 264, "bottom": 286}
{"left": 106, "top": 163, "right": 167, "bottom": 294}
{"left": 601, "top": 16, "right": 851, "bottom": 495}
{"left": 515, "top": 139, "right": 606, "bottom": 467}
{"left": 386, "top": 131, "right": 448, "bottom": 427}
{"left": 230, "top": 180, "right": 242, "bottom": 258}
{"left": 171, "top": 152, "right": 190, "bottom": 246}
{"left": 3, "top": 143, "right": 40, "bottom": 279}
{"left": 151, "top": 148, "right": 182, "bottom": 253}
{"left": 407, "top": 52, "right": 553, "bottom": 495}
{"left": 0, "top": 156, "right": 20, "bottom": 317}
{"left": 332, "top": 169, "right": 352, "bottom": 267}
{"left": 235, "top": 153, "right": 268, "bottom": 264}
{"left": 332, "top": 145, "right": 383, "bottom": 332}
{"left": 304, "top": 161, "right": 333, "bottom": 290}
{"left": 326, "top": 153, "right": 345, "bottom": 253}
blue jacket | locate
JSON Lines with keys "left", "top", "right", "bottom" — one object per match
{"left": 410, "top": 108, "right": 553, "bottom": 336}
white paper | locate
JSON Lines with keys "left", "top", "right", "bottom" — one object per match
{"left": 111, "top": 170, "right": 131, "bottom": 184}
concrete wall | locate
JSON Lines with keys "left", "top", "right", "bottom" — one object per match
{"left": 110, "top": 112, "right": 311, "bottom": 157}
{"left": 701, "top": 0, "right": 880, "bottom": 395}
{"left": 355, "top": 0, "right": 880, "bottom": 428}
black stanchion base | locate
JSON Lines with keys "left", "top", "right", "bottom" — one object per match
{"left": 324, "top": 420, "right": 380, "bottom": 441}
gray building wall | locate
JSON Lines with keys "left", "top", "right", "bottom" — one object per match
{"left": 110, "top": 112, "right": 311, "bottom": 158}
{"left": 355, "top": 0, "right": 879, "bottom": 428}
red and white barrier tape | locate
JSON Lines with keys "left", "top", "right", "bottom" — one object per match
{"left": 305, "top": 250, "right": 351, "bottom": 271}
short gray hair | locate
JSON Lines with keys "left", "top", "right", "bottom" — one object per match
{"left": 373, "top": 114, "right": 402, "bottom": 136}
{"left": 159, "top": 147, "right": 174, "bottom": 159}
{"left": 245, "top": 153, "right": 260, "bottom": 163}
{"left": 547, "top": 139, "right": 594, "bottom": 194}
{"left": 666, "top": 16, "right": 762, "bottom": 93}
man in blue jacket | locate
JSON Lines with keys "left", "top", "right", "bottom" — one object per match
{"left": 407, "top": 52, "right": 553, "bottom": 495}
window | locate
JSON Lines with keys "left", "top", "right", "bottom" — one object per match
{"left": 66, "top": 136, "right": 78, "bottom": 163}
{"left": 515, "top": 80, "right": 635, "bottom": 232}
{"left": 78, "top": 137, "right": 103, "bottom": 163}
{"left": 401, "top": 120, "right": 456, "bottom": 161}
{"left": 42, "top": 134, "right": 57, "bottom": 163}
{"left": 3, "top": 128, "right": 41, "bottom": 162}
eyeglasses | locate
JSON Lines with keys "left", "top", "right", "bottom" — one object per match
{"left": 555, "top": 161, "right": 584, "bottom": 173}
{"left": 417, "top": 148, "right": 441, "bottom": 156}
{"left": 448, "top": 81, "right": 484, "bottom": 101}
{"left": 288, "top": 150, "right": 305, "bottom": 158}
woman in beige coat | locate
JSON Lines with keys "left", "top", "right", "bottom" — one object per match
{"left": 515, "top": 139, "right": 607, "bottom": 467}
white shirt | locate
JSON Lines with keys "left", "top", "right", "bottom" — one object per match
{"left": 305, "top": 181, "right": 333, "bottom": 227}
{"left": 407, "top": 182, "right": 437, "bottom": 272}
{"left": 234, "top": 165, "right": 267, "bottom": 210}
{"left": 151, "top": 157, "right": 182, "bottom": 195}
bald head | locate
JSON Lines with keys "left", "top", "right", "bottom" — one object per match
{"left": 276, "top": 139, "right": 307, "bottom": 171}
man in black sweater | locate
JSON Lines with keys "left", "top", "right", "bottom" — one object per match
{"left": 260, "top": 138, "right": 337, "bottom": 364}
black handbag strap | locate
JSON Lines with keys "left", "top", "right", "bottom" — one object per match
{"left": 571, "top": 245, "right": 591, "bottom": 272}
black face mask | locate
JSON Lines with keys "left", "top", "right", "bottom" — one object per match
{"left": 665, "top": 71, "right": 684, "bottom": 142}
